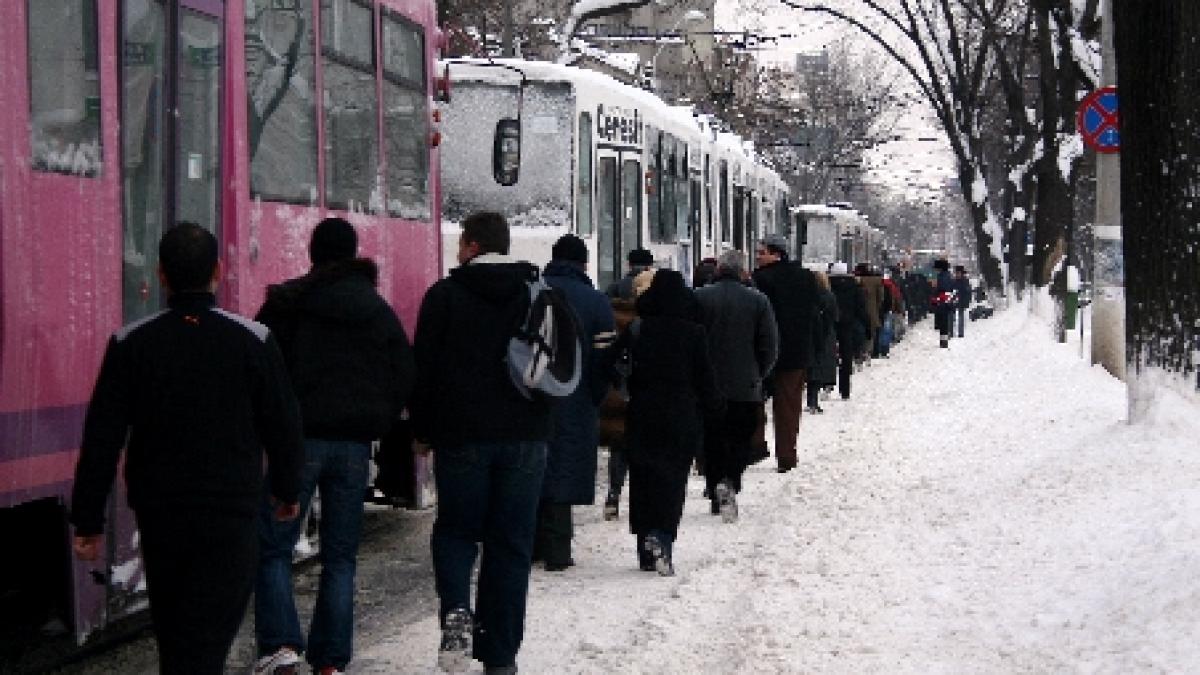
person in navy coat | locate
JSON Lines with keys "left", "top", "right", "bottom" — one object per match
{"left": 533, "top": 235, "right": 616, "bottom": 571}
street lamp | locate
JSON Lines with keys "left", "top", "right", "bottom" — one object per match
{"left": 647, "top": 9, "right": 706, "bottom": 92}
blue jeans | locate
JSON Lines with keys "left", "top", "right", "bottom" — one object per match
{"left": 431, "top": 441, "right": 547, "bottom": 668}
{"left": 256, "top": 439, "right": 370, "bottom": 670}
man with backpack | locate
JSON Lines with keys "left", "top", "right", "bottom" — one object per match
{"left": 253, "top": 217, "right": 414, "bottom": 675}
{"left": 410, "top": 211, "right": 554, "bottom": 674}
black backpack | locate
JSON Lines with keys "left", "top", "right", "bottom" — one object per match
{"left": 506, "top": 277, "right": 583, "bottom": 400}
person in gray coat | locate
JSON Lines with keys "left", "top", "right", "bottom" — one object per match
{"left": 694, "top": 251, "right": 779, "bottom": 522}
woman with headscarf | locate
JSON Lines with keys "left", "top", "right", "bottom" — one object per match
{"left": 616, "top": 270, "right": 720, "bottom": 576}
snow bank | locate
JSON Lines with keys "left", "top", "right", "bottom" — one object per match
{"left": 358, "top": 301, "right": 1200, "bottom": 673}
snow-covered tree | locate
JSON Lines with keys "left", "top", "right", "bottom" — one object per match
{"left": 1114, "top": 2, "right": 1200, "bottom": 406}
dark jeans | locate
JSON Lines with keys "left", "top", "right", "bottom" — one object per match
{"left": 606, "top": 442, "right": 628, "bottom": 500}
{"left": 836, "top": 336, "right": 854, "bottom": 399}
{"left": 137, "top": 507, "right": 257, "bottom": 674}
{"left": 956, "top": 307, "right": 966, "bottom": 337}
{"left": 703, "top": 400, "right": 760, "bottom": 495}
{"left": 533, "top": 502, "right": 573, "bottom": 566}
{"left": 431, "top": 441, "right": 547, "bottom": 668}
{"left": 256, "top": 440, "right": 371, "bottom": 670}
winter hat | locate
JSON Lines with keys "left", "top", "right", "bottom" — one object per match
{"left": 632, "top": 269, "right": 657, "bottom": 297}
{"left": 309, "top": 217, "right": 358, "bottom": 266}
{"left": 551, "top": 234, "right": 588, "bottom": 264}
{"left": 761, "top": 234, "right": 789, "bottom": 255}
{"left": 830, "top": 262, "right": 849, "bottom": 275}
{"left": 627, "top": 248, "right": 654, "bottom": 266}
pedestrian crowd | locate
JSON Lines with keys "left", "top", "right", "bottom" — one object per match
{"left": 67, "top": 212, "right": 979, "bottom": 674}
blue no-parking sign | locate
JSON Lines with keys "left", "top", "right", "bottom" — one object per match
{"left": 1077, "top": 86, "right": 1119, "bottom": 153}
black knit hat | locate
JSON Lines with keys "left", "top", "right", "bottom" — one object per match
{"left": 627, "top": 248, "right": 654, "bottom": 266}
{"left": 552, "top": 234, "right": 589, "bottom": 264}
{"left": 310, "top": 217, "right": 357, "bottom": 266}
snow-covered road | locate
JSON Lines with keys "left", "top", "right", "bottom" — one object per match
{"left": 358, "top": 304, "right": 1200, "bottom": 674}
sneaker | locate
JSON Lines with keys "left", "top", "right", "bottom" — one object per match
{"left": 714, "top": 482, "right": 738, "bottom": 524}
{"left": 254, "top": 647, "right": 301, "bottom": 675}
{"left": 643, "top": 534, "right": 674, "bottom": 577}
{"left": 805, "top": 406, "right": 820, "bottom": 415}
{"left": 317, "top": 668, "right": 345, "bottom": 675}
{"left": 438, "top": 608, "right": 474, "bottom": 673}
{"left": 603, "top": 496, "right": 619, "bottom": 521}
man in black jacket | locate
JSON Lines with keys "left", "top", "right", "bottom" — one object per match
{"left": 252, "top": 217, "right": 414, "bottom": 675}
{"left": 695, "top": 250, "right": 778, "bottom": 520}
{"left": 752, "top": 234, "right": 819, "bottom": 473}
{"left": 70, "top": 223, "right": 304, "bottom": 674}
{"left": 411, "top": 212, "right": 551, "bottom": 674}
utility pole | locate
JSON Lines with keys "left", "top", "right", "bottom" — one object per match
{"left": 1091, "top": 0, "right": 1126, "bottom": 381}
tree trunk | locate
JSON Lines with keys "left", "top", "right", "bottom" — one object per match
{"left": 1114, "top": 2, "right": 1200, "bottom": 399}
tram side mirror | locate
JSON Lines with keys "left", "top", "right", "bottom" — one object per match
{"left": 436, "top": 63, "right": 452, "bottom": 104}
{"left": 493, "top": 118, "right": 521, "bottom": 186}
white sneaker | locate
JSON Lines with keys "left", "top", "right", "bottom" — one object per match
{"left": 254, "top": 647, "right": 300, "bottom": 675}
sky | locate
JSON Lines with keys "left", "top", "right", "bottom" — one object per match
{"left": 355, "top": 292, "right": 1200, "bottom": 672}
{"left": 711, "top": 0, "right": 962, "bottom": 205}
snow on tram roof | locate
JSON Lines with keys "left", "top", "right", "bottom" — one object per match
{"left": 444, "top": 59, "right": 727, "bottom": 141}
{"left": 791, "top": 203, "right": 865, "bottom": 218}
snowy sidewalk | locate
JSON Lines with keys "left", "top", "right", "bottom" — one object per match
{"left": 357, "top": 306, "right": 1200, "bottom": 674}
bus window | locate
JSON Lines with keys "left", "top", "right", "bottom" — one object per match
{"left": 382, "top": 9, "right": 430, "bottom": 221}
{"left": 322, "top": 0, "right": 379, "bottom": 210}
{"left": 576, "top": 112, "right": 593, "bottom": 235}
{"left": 27, "top": 0, "right": 102, "bottom": 176}
{"left": 245, "top": 0, "right": 318, "bottom": 204}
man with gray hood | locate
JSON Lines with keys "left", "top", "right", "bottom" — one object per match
{"left": 411, "top": 211, "right": 551, "bottom": 674}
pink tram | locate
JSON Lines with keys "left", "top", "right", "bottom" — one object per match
{"left": 0, "top": 0, "right": 444, "bottom": 647}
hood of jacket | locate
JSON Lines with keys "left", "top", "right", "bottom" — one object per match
{"left": 449, "top": 255, "right": 538, "bottom": 304}
{"left": 544, "top": 260, "right": 594, "bottom": 287}
{"left": 295, "top": 258, "right": 387, "bottom": 324}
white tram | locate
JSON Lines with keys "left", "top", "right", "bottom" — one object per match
{"left": 789, "top": 203, "right": 884, "bottom": 270}
{"left": 438, "top": 59, "right": 786, "bottom": 286}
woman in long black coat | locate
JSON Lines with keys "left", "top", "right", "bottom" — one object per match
{"left": 618, "top": 270, "right": 720, "bottom": 575}
{"left": 806, "top": 271, "right": 839, "bottom": 413}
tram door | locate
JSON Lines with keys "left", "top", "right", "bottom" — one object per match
{"left": 110, "top": 0, "right": 223, "bottom": 618}
{"left": 596, "top": 149, "right": 643, "bottom": 290}
{"left": 122, "top": 0, "right": 223, "bottom": 325}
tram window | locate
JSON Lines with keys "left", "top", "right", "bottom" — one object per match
{"left": 719, "top": 161, "right": 730, "bottom": 242}
{"left": 382, "top": 10, "right": 429, "bottom": 220}
{"left": 245, "top": 0, "right": 318, "bottom": 204}
{"left": 704, "top": 155, "right": 712, "bottom": 241}
{"left": 576, "top": 112, "right": 593, "bottom": 235}
{"left": 675, "top": 138, "right": 688, "bottom": 241}
{"left": 27, "top": 0, "right": 102, "bottom": 176}
{"left": 660, "top": 145, "right": 676, "bottom": 244}
{"left": 647, "top": 130, "right": 660, "bottom": 242}
{"left": 323, "top": 0, "right": 379, "bottom": 211}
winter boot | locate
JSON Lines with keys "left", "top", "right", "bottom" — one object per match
{"left": 643, "top": 533, "right": 674, "bottom": 576}
{"left": 437, "top": 608, "right": 474, "bottom": 673}
{"left": 714, "top": 481, "right": 738, "bottom": 523}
